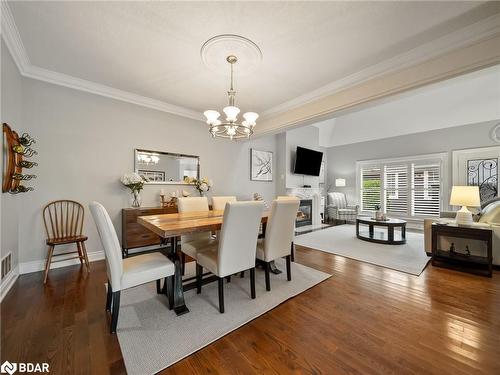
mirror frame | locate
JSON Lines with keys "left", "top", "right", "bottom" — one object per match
{"left": 134, "top": 148, "right": 200, "bottom": 185}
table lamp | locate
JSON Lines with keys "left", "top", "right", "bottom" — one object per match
{"left": 449, "top": 186, "right": 480, "bottom": 225}
{"left": 335, "top": 178, "right": 346, "bottom": 187}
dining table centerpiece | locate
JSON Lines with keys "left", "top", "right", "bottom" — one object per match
{"left": 184, "top": 177, "right": 213, "bottom": 196}
{"left": 121, "top": 172, "right": 148, "bottom": 207}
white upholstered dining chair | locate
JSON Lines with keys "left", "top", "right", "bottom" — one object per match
{"left": 256, "top": 199, "right": 299, "bottom": 291}
{"left": 195, "top": 201, "right": 264, "bottom": 313}
{"left": 177, "top": 196, "right": 214, "bottom": 274}
{"left": 89, "top": 202, "right": 175, "bottom": 333}
{"left": 211, "top": 196, "right": 237, "bottom": 211}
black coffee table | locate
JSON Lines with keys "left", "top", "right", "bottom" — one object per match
{"left": 356, "top": 217, "right": 407, "bottom": 245}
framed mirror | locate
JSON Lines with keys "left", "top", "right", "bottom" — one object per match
{"left": 134, "top": 149, "right": 200, "bottom": 184}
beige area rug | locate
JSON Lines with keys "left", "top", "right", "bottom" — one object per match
{"left": 116, "top": 257, "right": 331, "bottom": 374}
{"left": 295, "top": 224, "right": 430, "bottom": 275}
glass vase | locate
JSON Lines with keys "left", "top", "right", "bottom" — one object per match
{"left": 131, "top": 190, "right": 142, "bottom": 208}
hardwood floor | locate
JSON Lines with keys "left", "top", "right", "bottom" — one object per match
{"left": 2, "top": 246, "right": 500, "bottom": 374}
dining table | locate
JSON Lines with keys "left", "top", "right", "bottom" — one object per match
{"left": 138, "top": 209, "right": 270, "bottom": 315}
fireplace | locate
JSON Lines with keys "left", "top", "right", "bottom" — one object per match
{"left": 296, "top": 199, "right": 313, "bottom": 227}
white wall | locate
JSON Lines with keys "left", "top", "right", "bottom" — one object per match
{"left": 316, "top": 64, "right": 500, "bottom": 147}
{"left": 1, "top": 46, "right": 278, "bottom": 270}
{"left": 1, "top": 40, "right": 22, "bottom": 271}
{"left": 327, "top": 120, "right": 499, "bottom": 205}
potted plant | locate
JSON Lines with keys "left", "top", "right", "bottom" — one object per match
{"left": 374, "top": 204, "right": 384, "bottom": 221}
{"left": 121, "top": 172, "right": 148, "bottom": 207}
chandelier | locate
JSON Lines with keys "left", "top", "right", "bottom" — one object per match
{"left": 137, "top": 151, "right": 159, "bottom": 165}
{"left": 204, "top": 55, "right": 258, "bottom": 140}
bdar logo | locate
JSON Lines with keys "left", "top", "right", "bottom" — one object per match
{"left": 0, "top": 361, "right": 17, "bottom": 375}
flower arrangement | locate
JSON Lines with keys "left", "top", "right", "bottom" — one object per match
{"left": 184, "top": 177, "right": 213, "bottom": 196}
{"left": 121, "top": 173, "right": 149, "bottom": 207}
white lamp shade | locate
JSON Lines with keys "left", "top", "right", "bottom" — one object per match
{"left": 449, "top": 186, "right": 480, "bottom": 207}
{"left": 243, "top": 112, "right": 259, "bottom": 125}
{"left": 223, "top": 106, "right": 240, "bottom": 122}
{"left": 335, "top": 178, "right": 346, "bottom": 187}
{"left": 204, "top": 110, "right": 220, "bottom": 125}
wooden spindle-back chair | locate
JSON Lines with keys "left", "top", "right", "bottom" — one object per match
{"left": 42, "top": 200, "right": 90, "bottom": 283}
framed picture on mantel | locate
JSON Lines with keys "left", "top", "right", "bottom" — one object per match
{"left": 250, "top": 149, "right": 273, "bottom": 181}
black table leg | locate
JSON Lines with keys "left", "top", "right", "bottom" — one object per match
{"left": 402, "top": 225, "right": 406, "bottom": 241}
{"left": 369, "top": 224, "right": 374, "bottom": 238}
{"left": 388, "top": 226, "right": 394, "bottom": 242}
{"left": 166, "top": 237, "right": 189, "bottom": 316}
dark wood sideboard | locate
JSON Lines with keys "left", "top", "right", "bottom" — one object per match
{"left": 121, "top": 206, "right": 177, "bottom": 257}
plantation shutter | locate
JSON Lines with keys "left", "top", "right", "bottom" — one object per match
{"left": 384, "top": 164, "right": 409, "bottom": 215}
{"left": 411, "top": 163, "right": 441, "bottom": 217}
{"left": 361, "top": 167, "right": 381, "bottom": 211}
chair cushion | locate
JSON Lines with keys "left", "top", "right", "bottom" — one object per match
{"left": 337, "top": 208, "right": 356, "bottom": 213}
{"left": 181, "top": 237, "right": 218, "bottom": 259}
{"left": 120, "top": 252, "right": 175, "bottom": 291}
{"left": 196, "top": 244, "right": 220, "bottom": 276}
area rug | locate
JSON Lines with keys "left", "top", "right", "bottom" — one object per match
{"left": 116, "top": 257, "right": 331, "bottom": 374}
{"left": 294, "top": 224, "right": 430, "bottom": 276}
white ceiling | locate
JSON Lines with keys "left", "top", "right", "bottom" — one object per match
{"left": 5, "top": 1, "right": 500, "bottom": 119}
{"left": 313, "top": 64, "right": 500, "bottom": 147}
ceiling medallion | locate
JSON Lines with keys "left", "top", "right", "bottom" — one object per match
{"left": 200, "top": 34, "right": 262, "bottom": 76}
{"left": 204, "top": 55, "right": 258, "bottom": 140}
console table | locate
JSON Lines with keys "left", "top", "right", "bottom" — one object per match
{"left": 121, "top": 206, "right": 177, "bottom": 257}
{"left": 431, "top": 223, "right": 493, "bottom": 277}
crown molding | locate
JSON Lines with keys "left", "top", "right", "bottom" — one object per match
{"left": 2, "top": 0, "right": 499, "bottom": 125}
{"left": 262, "top": 13, "right": 500, "bottom": 119}
{"left": 22, "top": 65, "right": 203, "bottom": 121}
{"left": 1, "top": 0, "right": 30, "bottom": 72}
{"left": 0, "top": 1, "right": 202, "bottom": 121}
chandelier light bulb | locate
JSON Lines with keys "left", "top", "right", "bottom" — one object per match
{"left": 204, "top": 110, "right": 220, "bottom": 125}
{"left": 223, "top": 106, "right": 240, "bottom": 123}
{"left": 243, "top": 112, "right": 259, "bottom": 126}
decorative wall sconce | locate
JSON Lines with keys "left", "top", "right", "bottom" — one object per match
{"left": 2, "top": 123, "right": 38, "bottom": 194}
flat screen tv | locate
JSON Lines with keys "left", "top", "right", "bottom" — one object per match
{"left": 293, "top": 146, "right": 323, "bottom": 176}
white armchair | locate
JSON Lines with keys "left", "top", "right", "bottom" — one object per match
{"left": 327, "top": 192, "right": 359, "bottom": 223}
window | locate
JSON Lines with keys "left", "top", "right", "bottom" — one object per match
{"left": 384, "top": 164, "right": 409, "bottom": 215}
{"left": 357, "top": 153, "right": 446, "bottom": 219}
{"left": 411, "top": 163, "right": 441, "bottom": 217}
{"left": 360, "top": 167, "right": 381, "bottom": 211}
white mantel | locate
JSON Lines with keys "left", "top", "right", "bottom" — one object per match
{"left": 286, "top": 188, "right": 323, "bottom": 226}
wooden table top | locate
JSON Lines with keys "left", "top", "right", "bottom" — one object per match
{"left": 138, "top": 210, "right": 269, "bottom": 238}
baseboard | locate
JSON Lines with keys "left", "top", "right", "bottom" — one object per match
{"left": 19, "top": 250, "right": 105, "bottom": 275}
{"left": 0, "top": 265, "right": 19, "bottom": 302}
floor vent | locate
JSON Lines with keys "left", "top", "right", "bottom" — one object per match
{"left": 1, "top": 252, "right": 12, "bottom": 281}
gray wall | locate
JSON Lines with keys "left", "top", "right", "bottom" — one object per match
{"left": 274, "top": 126, "right": 326, "bottom": 193}
{"left": 1, "top": 40, "right": 23, "bottom": 272}
{"left": 326, "top": 120, "right": 499, "bottom": 204}
{"left": 2, "top": 45, "right": 278, "bottom": 269}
